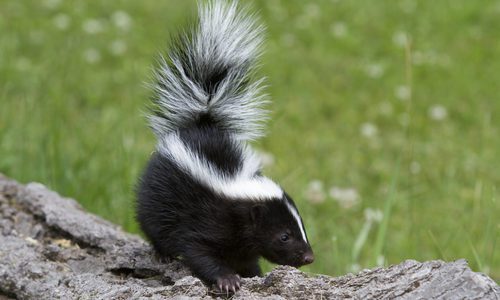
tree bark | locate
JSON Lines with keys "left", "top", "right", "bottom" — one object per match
{"left": 0, "top": 174, "right": 498, "bottom": 299}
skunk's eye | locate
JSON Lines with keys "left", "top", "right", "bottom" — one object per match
{"left": 280, "top": 233, "right": 289, "bottom": 242}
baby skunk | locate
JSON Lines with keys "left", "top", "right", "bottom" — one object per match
{"left": 136, "top": 0, "right": 314, "bottom": 293}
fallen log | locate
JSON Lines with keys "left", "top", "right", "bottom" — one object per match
{"left": 0, "top": 174, "right": 498, "bottom": 299}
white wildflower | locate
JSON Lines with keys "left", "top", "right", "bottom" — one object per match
{"left": 82, "top": 19, "right": 103, "bottom": 34}
{"left": 410, "top": 161, "right": 421, "bottom": 174}
{"left": 393, "top": 31, "right": 408, "bottom": 47}
{"left": 43, "top": 0, "right": 61, "bottom": 9}
{"left": 428, "top": 105, "right": 448, "bottom": 121}
{"left": 349, "top": 264, "right": 361, "bottom": 273}
{"left": 329, "top": 187, "right": 359, "bottom": 209}
{"left": 255, "top": 150, "right": 275, "bottom": 168}
{"left": 400, "top": 0, "right": 416, "bottom": 13}
{"left": 112, "top": 11, "right": 132, "bottom": 31}
{"left": 395, "top": 85, "right": 411, "bottom": 101}
{"left": 305, "top": 3, "right": 320, "bottom": 18}
{"left": 15, "top": 57, "right": 31, "bottom": 71}
{"left": 330, "top": 22, "right": 347, "bottom": 38}
{"left": 364, "top": 208, "right": 383, "bottom": 223}
{"left": 109, "top": 40, "right": 127, "bottom": 56}
{"left": 378, "top": 101, "right": 393, "bottom": 116}
{"left": 83, "top": 48, "right": 101, "bottom": 64}
{"left": 53, "top": 14, "right": 70, "bottom": 30}
{"left": 365, "top": 63, "right": 384, "bottom": 78}
{"left": 305, "top": 180, "right": 326, "bottom": 204}
{"left": 360, "top": 122, "right": 378, "bottom": 138}
{"left": 376, "top": 255, "right": 386, "bottom": 266}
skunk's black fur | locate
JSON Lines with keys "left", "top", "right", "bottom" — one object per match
{"left": 136, "top": 0, "right": 313, "bottom": 293}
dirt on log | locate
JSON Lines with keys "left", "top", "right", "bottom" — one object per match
{"left": 0, "top": 174, "right": 498, "bottom": 299}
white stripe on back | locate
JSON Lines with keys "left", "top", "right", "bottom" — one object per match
{"left": 158, "top": 133, "right": 283, "bottom": 200}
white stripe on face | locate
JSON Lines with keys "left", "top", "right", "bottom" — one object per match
{"left": 285, "top": 201, "right": 308, "bottom": 243}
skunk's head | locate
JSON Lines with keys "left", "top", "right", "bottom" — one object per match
{"left": 251, "top": 193, "right": 314, "bottom": 267}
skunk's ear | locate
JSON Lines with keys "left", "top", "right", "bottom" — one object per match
{"left": 250, "top": 204, "right": 266, "bottom": 223}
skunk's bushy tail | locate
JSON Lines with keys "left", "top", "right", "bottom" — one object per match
{"left": 149, "top": 0, "right": 267, "bottom": 141}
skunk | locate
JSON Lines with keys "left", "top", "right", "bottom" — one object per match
{"left": 136, "top": 0, "right": 314, "bottom": 293}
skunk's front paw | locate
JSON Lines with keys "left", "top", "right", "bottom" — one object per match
{"left": 214, "top": 273, "right": 241, "bottom": 294}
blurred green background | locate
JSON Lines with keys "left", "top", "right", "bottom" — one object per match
{"left": 1, "top": 0, "right": 498, "bottom": 280}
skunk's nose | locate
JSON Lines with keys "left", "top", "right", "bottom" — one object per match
{"left": 302, "top": 251, "right": 314, "bottom": 265}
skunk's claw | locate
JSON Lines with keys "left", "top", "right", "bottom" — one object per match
{"left": 214, "top": 274, "right": 241, "bottom": 295}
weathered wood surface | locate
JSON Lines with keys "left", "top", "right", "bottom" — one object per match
{"left": 0, "top": 174, "right": 498, "bottom": 299}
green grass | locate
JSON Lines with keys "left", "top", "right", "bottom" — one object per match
{"left": 1, "top": 0, "right": 499, "bottom": 280}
